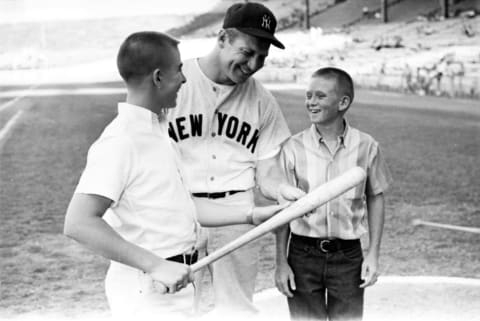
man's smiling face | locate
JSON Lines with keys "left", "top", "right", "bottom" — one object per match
{"left": 218, "top": 31, "right": 270, "bottom": 85}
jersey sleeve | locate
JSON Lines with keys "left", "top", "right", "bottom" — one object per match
{"left": 257, "top": 91, "right": 291, "bottom": 160}
{"left": 75, "top": 136, "right": 135, "bottom": 205}
{"left": 366, "top": 143, "right": 393, "bottom": 196}
{"left": 279, "top": 139, "right": 297, "bottom": 187}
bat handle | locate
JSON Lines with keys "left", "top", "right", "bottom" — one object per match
{"left": 191, "top": 254, "right": 214, "bottom": 273}
{"left": 153, "top": 281, "right": 168, "bottom": 294}
{"left": 141, "top": 273, "right": 193, "bottom": 295}
{"left": 149, "top": 280, "right": 191, "bottom": 295}
{"left": 139, "top": 272, "right": 169, "bottom": 294}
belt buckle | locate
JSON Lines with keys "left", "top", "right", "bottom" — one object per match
{"left": 319, "top": 240, "right": 331, "bottom": 253}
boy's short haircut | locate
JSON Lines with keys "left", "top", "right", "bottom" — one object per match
{"left": 312, "top": 67, "right": 355, "bottom": 103}
{"left": 117, "top": 31, "right": 179, "bottom": 84}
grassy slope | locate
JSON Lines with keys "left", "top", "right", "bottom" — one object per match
{"left": 0, "top": 88, "right": 478, "bottom": 316}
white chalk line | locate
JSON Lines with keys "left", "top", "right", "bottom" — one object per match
{"left": 0, "top": 87, "right": 125, "bottom": 98}
{"left": 0, "top": 85, "right": 38, "bottom": 149}
{"left": 0, "top": 85, "right": 37, "bottom": 112}
{"left": 0, "top": 110, "right": 25, "bottom": 145}
{"left": 0, "top": 94, "right": 25, "bottom": 112}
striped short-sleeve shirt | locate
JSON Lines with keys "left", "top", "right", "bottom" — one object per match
{"left": 280, "top": 121, "right": 393, "bottom": 239}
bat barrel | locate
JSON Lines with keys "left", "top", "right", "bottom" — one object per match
{"left": 191, "top": 166, "right": 366, "bottom": 272}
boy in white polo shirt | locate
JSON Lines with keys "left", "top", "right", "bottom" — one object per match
{"left": 64, "top": 31, "right": 285, "bottom": 320}
{"left": 64, "top": 31, "right": 196, "bottom": 319}
{"left": 275, "top": 67, "right": 393, "bottom": 321}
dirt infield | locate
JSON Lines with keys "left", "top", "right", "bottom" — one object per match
{"left": 4, "top": 277, "right": 480, "bottom": 321}
{"left": 254, "top": 277, "right": 480, "bottom": 321}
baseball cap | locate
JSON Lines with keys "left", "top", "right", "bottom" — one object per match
{"left": 222, "top": 2, "right": 285, "bottom": 49}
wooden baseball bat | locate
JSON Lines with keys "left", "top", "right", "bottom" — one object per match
{"left": 190, "top": 166, "right": 366, "bottom": 272}
{"left": 412, "top": 219, "right": 480, "bottom": 234}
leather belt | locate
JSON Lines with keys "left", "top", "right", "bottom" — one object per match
{"left": 291, "top": 233, "right": 360, "bottom": 253}
{"left": 192, "top": 190, "right": 245, "bottom": 199}
{"left": 166, "top": 250, "right": 198, "bottom": 265}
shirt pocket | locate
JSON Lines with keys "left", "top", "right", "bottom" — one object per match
{"left": 341, "top": 195, "right": 366, "bottom": 220}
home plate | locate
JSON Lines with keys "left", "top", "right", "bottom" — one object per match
{"left": 254, "top": 276, "right": 480, "bottom": 321}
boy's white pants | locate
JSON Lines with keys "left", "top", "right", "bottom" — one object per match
{"left": 105, "top": 261, "right": 194, "bottom": 320}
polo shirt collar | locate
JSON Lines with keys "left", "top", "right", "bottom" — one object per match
{"left": 310, "top": 119, "right": 350, "bottom": 148}
{"left": 117, "top": 102, "right": 166, "bottom": 136}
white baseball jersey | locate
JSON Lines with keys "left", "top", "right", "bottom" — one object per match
{"left": 167, "top": 58, "right": 291, "bottom": 193}
{"left": 75, "top": 103, "right": 198, "bottom": 258}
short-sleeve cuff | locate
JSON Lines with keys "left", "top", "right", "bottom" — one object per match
{"left": 257, "top": 147, "right": 280, "bottom": 161}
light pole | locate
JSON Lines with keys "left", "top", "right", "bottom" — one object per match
{"left": 381, "top": 0, "right": 388, "bottom": 23}
{"left": 440, "top": 0, "right": 449, "bottom": 18}
{"left": 304, "top": 0, "right": 310, "bottom": 30}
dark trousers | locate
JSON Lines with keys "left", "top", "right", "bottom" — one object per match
{"left": 287, "top": 234, "right": 364, "bottom": 321}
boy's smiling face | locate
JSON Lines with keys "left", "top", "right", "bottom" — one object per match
{"left": 305, "top": 76, "right": 345, "bottom": 125}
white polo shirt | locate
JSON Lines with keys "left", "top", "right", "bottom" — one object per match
{"left": 75, "top": 103, "right": 198, "bottom": 258}
{"left": 167, "top": 58, "right": 291, "bottom": 193}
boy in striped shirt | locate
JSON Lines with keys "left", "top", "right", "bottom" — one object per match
{"left": 275, "top": 67, "right": 393, "bottom": 321}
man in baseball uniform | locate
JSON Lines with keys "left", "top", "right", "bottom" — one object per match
{"left": 167, "top": 2, "right": 304, "bottom": 316}
{"left": 64, "top": 31, "right": 198, "bottom": 319}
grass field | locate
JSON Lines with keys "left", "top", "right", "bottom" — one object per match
{"left": 0, "top": 85, "right": 479, "bottom": 318}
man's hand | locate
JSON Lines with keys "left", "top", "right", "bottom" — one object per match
{"left": 277, "top": 183, "right": 306, "bottom": 203}
{"left": 150, "top": 260, "right": 193, "bottom": 294}
{"left": 251, "top": 203, "right": 289, "bottom": 225}
{"left": 359, "top": 251, "right": 379, "bottom": 288}
{"left": 275, "top": 260, "right": 296, "bottom": 297}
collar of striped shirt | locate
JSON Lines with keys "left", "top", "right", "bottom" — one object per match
{"left": 311, "top": 118, "right": 349, "bottom": 147}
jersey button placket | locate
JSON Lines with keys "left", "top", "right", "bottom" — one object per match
{"left": 207, "top": 98, "right": 220, "bottom": 190}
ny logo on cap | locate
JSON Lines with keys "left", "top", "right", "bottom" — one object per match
{"left": 261, "top": 14, "right": 271, "bottom": 30}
